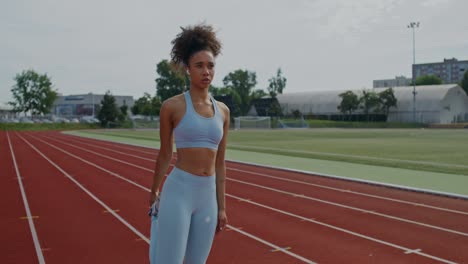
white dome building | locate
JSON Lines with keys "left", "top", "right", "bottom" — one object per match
{"left": 276, "top": 84, "right": 468, "bottom": 124}
{"left": 377, "top": 85, "right": 468, "bottom": 124}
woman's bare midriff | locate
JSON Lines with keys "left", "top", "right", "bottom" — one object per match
{"left": 175, "top": 148, "right": 217, "bottom": 176}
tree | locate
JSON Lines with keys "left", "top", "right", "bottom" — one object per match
{"left": 9, "top": 69, "right": 57, "bottom": 115}
{"left": 132, "top": 93, "right": 162, "bottom": 117}
{"left": 415, "top": 75, "right": 443, "bottom": 86}
{"left": 337, "top": 91, "right": 359, "bottom": 121}
{"left": 210, "top": 85, "right": 224, "bottom": 96}
{"left": 460, "top": 70, "right": 468, "bottom": 95}
{"left": 267, "top": 68, "right": 287, "bottom": 98}
{"left": 150, "top": 96, "right": 162, "bottom": 117}
{"left": 291, "top": 109, "right": 302, "bottom": 119}
{"left": 131, "top": 93, "right": 162, "bottom": 117}
{"left": 378, "top": 88, "right": 397, "bottom": 119}
{"left": 359, "top": 90, "right": 381, "bottom": 122}
{"left": 97, "top": 91, "right": 120, "bottom": 127}
{"left": 155, "top": 60, "right": 186, "bottom": 101}
{"left": 132, "top": 93, "right": 151, "bottom": 115}
{"left": 118, "top": 104, "right": 128, "bottom": 122}
{"left": 223, "top": 69, "right": 257, "bottom": 115}
{"left": 251, "top": 89, "right": 267, "bottom": 100}
{"left": 210, "top": 86, "right": 241, "bottom": 105}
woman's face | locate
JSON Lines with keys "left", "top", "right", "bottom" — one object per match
{"left": 187, "top": 50, "right": 215, "bottom": 89}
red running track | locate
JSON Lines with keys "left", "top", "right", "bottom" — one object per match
{"left": 1, "top": 130, "right": 468, "bottom": 263}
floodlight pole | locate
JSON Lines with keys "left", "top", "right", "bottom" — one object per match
{"left": 408, "top": 21, "right": 419, "bottom": 123}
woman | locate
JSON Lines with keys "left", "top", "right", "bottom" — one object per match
{"left": 149, "top": 23, "right": 229, "bottom": 264}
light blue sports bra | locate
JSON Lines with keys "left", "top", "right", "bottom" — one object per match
{"left": 174, "top": 91, "right": 224, "bottom": 150}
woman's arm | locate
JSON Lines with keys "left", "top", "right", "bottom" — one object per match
{"left": 215, "top": 102, "right": 230, "bottom": 232}
{"left": 149, "top": 100, "right": 174, "bottom": 205}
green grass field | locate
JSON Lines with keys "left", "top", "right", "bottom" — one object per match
{"left": 78, "top": 128, "right": 468, "bottom": 176}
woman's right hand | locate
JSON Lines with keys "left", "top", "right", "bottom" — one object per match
{"left": 149, "top": 191, "right": 160, "bottom": 206}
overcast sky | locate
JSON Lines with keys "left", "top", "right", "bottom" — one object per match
{"left": 1, "top": 0, "right": 467, "bottom": 103}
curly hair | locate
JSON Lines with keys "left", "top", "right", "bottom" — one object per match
{"left": 170, "top": 23, "right": 222, "bottom": 69}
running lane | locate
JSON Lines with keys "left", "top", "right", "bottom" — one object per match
{"left": 58, "top": 131, "right": 468, "bottom": 263}
{"left": 0, "top": 131, "right": 38, "bottom": 263}
{"left": 9, "top": 132, "right": 149, "bottom": 263}
{"left": 36, "top": 131, "right": 464, "bottom": 262}
{"left": 23, "top": 132, "right": 304, "bottom": 263}
{"left": 229, "top": 162, "right": 468, "bottom": 213}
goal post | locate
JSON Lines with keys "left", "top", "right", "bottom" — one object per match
{"left": 277, "top": 115, "right": 309, "bottom": 128}
{"left": 234, "top": 116, "right": 271, "bottom": 130}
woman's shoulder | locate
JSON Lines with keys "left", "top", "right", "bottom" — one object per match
{"left": 215, "top": 100, "right": 230, "bottom": 122}
{"left": 161, "top": 93, "right": 186, "bottom": 111}
{"left": 215, "top": 100, "right": 230, "bottom": 114}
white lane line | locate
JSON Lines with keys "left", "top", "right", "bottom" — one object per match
{"left": 235, "top": 160, "right": 468, "bottom": 200}
{"left": 69, "top": 131, "right": 468, "bottom": 169}
{"left": 228, "top": 178, "right": 468, "bottom": 237}
{"left": 33, "top": 134, "right": 458, "bottom": 264}
{"left": 228, "top": 168, "right": 468, "bottom": 216}
{"left": 228, "top": 194, "right": 456, "bottom": 264}
{"left": 405, "top": 249, "right": 422, "bottom": 254}
{"left": 60, "top": 133, "right": 468, "bottom": 216}
{"left": 77, "top": 132, "right": 468, "bottom": 199}
{"left": 46, "top": 135, "right": 155, "bottom": 162}
{"left": 227, "top": 226, "right": 316, "bottom": 264}
{"left": 228, "top": 144, "right": 468, "bottom": 169}
{"left": 26, "top": 133, "right": 317, "bottom": 264}
{"left": 40, "top": 135, "right": 152, "bottom": 172}
{"left": 30, "top": 135, "right": 152, "bottom": 188}
{"left": 6, "top": 132, "right": 46, "bottom": 264}
{"left": 43, "top": 134, "right": 468, "bottom": 238}
{"left": 93, "top": 134, "right": 467, "bottom": 200}
{"left": 17, "top": 133, "right": 150, "bottom": 244}
{"left": 63, "top": 132, "right": 157, "bottom": 155}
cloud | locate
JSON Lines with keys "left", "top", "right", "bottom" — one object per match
{"left": 0, "top": 0, "right": 466, "bottom": 103}
{"left": 304, "top": 0, "right": 404, "bottom": 42}
{"left": 421, "top": 0, "right": 451, "bottom": 7}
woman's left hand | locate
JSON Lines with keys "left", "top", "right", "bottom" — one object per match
{"left": 216, "top": 210, "right": 228, "bottom": 233}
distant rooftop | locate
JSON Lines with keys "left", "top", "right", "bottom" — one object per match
{"left": 0, "top": 102, "right": 13, "bottom": 111}
{"left": 416, "top": 57, "right": 468, "bottom": 65}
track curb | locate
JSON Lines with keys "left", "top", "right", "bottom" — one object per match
{"left": 65, "top": 131, "right": 468, "bottom": 200}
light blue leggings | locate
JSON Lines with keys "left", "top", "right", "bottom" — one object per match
{"left": 150, "top": 167, "right": 218, "bottom": 264}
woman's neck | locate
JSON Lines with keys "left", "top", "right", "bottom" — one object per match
{"left": 189, "top": 86, "right": 210, "bottom": 102}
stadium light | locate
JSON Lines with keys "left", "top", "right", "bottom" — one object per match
{"left": 407, "top": 21, "right": 420, "bottom": 123}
